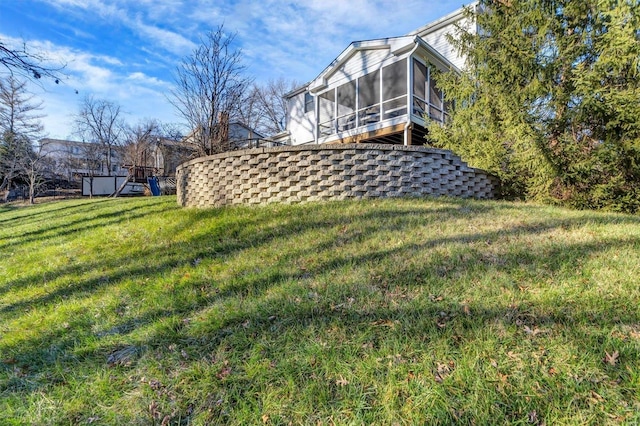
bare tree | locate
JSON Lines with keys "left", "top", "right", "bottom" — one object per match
{"left": 251, "top": 78, "right": 298, "bottom": 136}
{"left": 1, "top": 39, "right": 63, "bottom": 82}
{"left": 79, "top": 142, "right": 104, "bottom": 198}
{"left": 237, "top": 85, "right": 264, "bottom": 136}
{"left": 121, "top": 119, "right": 160, "bottom": 174}
{"left": 169, "top": 25, "right": 251, "bottom": 156}
{"left": 17, "top": 140, "right": 51, "bottom": 204}
{"left": 0, "top": 76, "right": 45, "bottom": 193}
{"left": 159, "top": 122, "right": 184, "bottom": 143}
{"left": 74, "top": 96, "right": 124, "bottom": 176}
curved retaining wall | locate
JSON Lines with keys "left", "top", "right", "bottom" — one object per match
{"left": 176, "top": 144, "right": 498, "bottom": 207}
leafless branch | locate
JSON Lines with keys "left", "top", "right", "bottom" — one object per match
{"left": 73, "top": 96, "right": 125, "bottom": 176}
{"left": 168, "top": 25, "right": 252, "bottom": 156}
{"left": 0, "top": 40, "right": 64, "bottom": 83}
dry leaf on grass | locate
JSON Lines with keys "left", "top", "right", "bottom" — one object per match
{"left": 604, "top": 350, "right": 619, "bottom": 366}
{"left": 434, "top": 361, "right": 455, "bottom": 383}
{"left": 216, "top": 366, "right": 232, "bottom": 379}
{"left": 523, "top": 325, "right": 544, "bottom": 336}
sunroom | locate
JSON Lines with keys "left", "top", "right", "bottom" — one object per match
{"left": 308, "top": 35, "right": 456, "bottom": 146}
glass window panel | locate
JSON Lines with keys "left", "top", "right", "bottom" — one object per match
{"left": 383, "top": 97, "right": 407, "bottom": 120}
{"left": 430, "top": 105, "right": 443, "bottom": 122}
{"left": 318, "top": 89, "right": 336, "bottom": 135}
{"left": 413, "top": 59, "right": 427, "bottom": 100}
{"left": 337, "top": 81, "right": 356, "bottom": 111}
{"left": 337, "top": 81, "right": 356, "bottom": 131}
{"left": 382, "top": 58, "right": 407, "bottom": 101}
{"left": 318, "top": 89, "right": 335, "bottom": 122}
{"left": 358, "top": 70, "right": 380, "bottom": 109}
{"left": 304, "top": 92, "right": 314, "bottom": 113}
{"left": 358, "top": 105, "right": 380, "bottom": 125}
{"left": 413, "top": 97, "right": 426, "bottom": 115}
{"left": 429, "top": 78, "right": 443, "bottom": 109}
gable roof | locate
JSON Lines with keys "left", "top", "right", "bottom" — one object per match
{"left": 308, "top": 35, "right": 459, "bottom": 93}
{"left": 286, "top": 4, "right": 474, "bottom": 99}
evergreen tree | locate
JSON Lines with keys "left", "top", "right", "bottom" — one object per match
{"left": 428, "top": 0, "right": 640, "bottom": 212}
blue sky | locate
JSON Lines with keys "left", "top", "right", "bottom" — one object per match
{"left": 1, "top": 0, "right": 468, "bottom": 139}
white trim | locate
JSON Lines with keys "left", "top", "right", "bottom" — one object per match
{"left": 409, "top": 2, "right": 478, "bottom": 38}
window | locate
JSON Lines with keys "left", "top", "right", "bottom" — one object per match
{"left": 336, "top": 81, "right": 356, "bottom": 131}
{"left": 412, "top": 59, "right": 428, "bottom": 116}
{"left": 429, "top": 77, "right": 444, "bottom": 121}
{"left": 412, "top": 58, "right": 446, "bottom": 123}
{"left": 304, "top": 92, "right": 314, "bottom": 114}
{"left": 318, "top": 89, "right": 336, "bottom": 136}
{"left": 382, "top": 59, "right": 407, "bottom": 101}
{"left": 382, "top": 59, "right": 407, "bottom": 119}
{"left": 357, "top": 70, "right": 380, "bottom": 125}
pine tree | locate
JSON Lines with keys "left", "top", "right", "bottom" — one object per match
{"left": 429, "top": 0, "right": 640, "bottom": 211}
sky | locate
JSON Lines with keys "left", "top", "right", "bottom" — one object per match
{"left": 0, "top": 0, "right": 469, "bottom": 140}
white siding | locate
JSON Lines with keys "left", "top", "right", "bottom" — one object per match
{"left": 326, "top": 49, "right": 392, "bottom": 87}
{"left": 416, "top": 14, "right": 476, "bottom": 70}
{"left": 287, "top": 92, "right": 315, "bottom": 145}
{"left": 420, "top": 25, "right": 462, "bottom": 69}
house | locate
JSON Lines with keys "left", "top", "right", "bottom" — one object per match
{"left": 181, "top": 120, "right": 281, "bottom": 153}
{"left": 147, "top": 123, "right": 270, "bottom": 177}
{"left": 275, "top": 4, "right": 477, "bottom": 147}
{"left": 39, "top": 137, "right": 184, "bottom": 183}
{"left": 175, "top": 4, "right": 499, "bottom": 208}
{"left": 40, "top": 121, "right": 269, "bottom": 185}
{"left": 39, "top": 138, "right": 128, "bottom": 181}
{"left": 150, "top": 137, "right": 194, "bottom": 177}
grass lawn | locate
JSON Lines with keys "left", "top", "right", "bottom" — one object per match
{"left": 1, "top": 195, "right": 639, "bottom": 425}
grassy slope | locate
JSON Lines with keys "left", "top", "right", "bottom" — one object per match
{"left": 0, "top": 196, "right": 639, "bottom": 425}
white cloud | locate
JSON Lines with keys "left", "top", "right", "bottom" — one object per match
{"left": 1, "top": 34, "right": 176, "bottom": 138}
{"left": 39, "top": 0, "right": 195, "bottom": 57}
{"left": 126, "top": 72, "right": 170, "bottom": 88}
{"left": 134, "top": 19, "right": 196, "bottom": 56}
{"left": 3, "top": 0, "right": 469, "bottom": 139}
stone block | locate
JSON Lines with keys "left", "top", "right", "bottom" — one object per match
{"left": 177, "top": 144, "right": 497, "bottom": 207}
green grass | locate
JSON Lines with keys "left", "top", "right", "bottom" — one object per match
{"left": 1, "top": 195, "right": 639, "bottom": 425}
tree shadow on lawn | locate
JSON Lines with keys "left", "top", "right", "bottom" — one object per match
{"left": 125, "top": 215, "right": 639, "bottom": 423}
{"left": 0, "top": 199, "right": 482, "bottom": 299}
{"left": 2, "top": 200, "right": 639, "bottom": 396}
{"left": 0, "top": 199, "right": 175, "bottom": 252}
{"left": 1, "top": 199, "right": 639, "bottom": 425}
{"left": 3, "top": 197, "right": 639, "bottom": 325}
{"left": 0, "top": 198, "right": 110, "bottom": 226}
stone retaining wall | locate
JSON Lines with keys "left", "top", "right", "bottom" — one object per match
{"left": 176, "top": 144, "right": 498, "bottom": 207}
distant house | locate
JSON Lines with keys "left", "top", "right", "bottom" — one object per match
{"left": 39, "top": 138, "right": 128, "bottom": 181}
{"left": 39, "top": 137, "right": 190, "bottom": 183}
{"left": 150, "top": 137, "right": 194, "bottom": 177}
{"left": 275, "top": 5, "right": 477, "bottom": 147}
{"left": 181, "top": 120, "right": 280, "bottom": 154}
{"left": 228, "top": 122, "right": 268, "bottom": 149}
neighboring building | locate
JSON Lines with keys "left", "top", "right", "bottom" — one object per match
{"left": 40, "top": 121, "right": 270, "bottom": 184}
{"left": 151, "top": 137, "right": 194, "bottom": 177}
{"left": 277, "top": 5, "right": 477, "bottom": 147}
{"left": 39, "top": 138, "right": 128, "bottom": 181}
{"left": 40, "top": 137, "right": 199, "bottom": 183}
{"left": 181, "top": 120, "right": 282, "bottom": 153}
{"left": 229, "top": 121, "right": 278, "bottom": 149}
